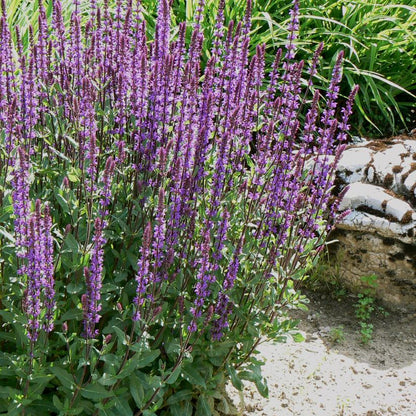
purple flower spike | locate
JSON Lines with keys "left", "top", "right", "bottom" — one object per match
{"left": 83, "top": 218, "right": 106, "bottom": 339}
{"left": 42, "top": 204, "right": 55, "bottom": 333}
{"left": 133, "top": 222, "right": 153, "bottom": 322}
{"left": 12, "top": 148, "right": 31, "bottom": 261}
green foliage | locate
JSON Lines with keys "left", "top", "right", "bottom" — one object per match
{"left": 328, "top": 325, "right": 345, "bottom": 345}
{"left": 354, "top": 274, "right": 378, "bottom": 344}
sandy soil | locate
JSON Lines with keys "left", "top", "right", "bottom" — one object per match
{"left": 226, "top": 292, "right": 416, "bottom": 416}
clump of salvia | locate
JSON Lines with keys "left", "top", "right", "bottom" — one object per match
{"left": 0, "top": 0, "right": 357, "bottom": 413}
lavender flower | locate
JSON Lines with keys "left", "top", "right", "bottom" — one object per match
{"left": 42, "top": 204, "right": 55, "bottom": 332}
{"left": 133, "top": 222, "right": 153, "bottom": 322}
{"left": 25, "top": 216, "right": 42, "bottom": 342}
{"left": 82, "top": 217, "right": 106, "bottom": 339}
{"left": 99, "top": 156, "right": 115, "bottom": 220}
{"left": 12, "top": 148, "right": 31, "bottom": 260}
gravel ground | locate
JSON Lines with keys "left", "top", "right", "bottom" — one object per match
{"left": 226, "top": 292, "right": 416, "bottom": 416}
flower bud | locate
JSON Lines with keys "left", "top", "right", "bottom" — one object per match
{"left": 62, "top": 176, "right": 70, "bottom": 189}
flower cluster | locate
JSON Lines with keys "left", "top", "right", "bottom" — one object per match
{"left": 23, "top": 200, "right": 55, "bottom": 343}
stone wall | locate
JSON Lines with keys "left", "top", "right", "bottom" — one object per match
{"left": 330, "top": 135, "right": 416, "bottom": 311}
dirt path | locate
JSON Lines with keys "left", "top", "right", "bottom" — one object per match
{"left": 226, "top": 292, "right": 416, "bottom": 416}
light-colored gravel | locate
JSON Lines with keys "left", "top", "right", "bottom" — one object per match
{"left": 226, "top": 293, "right": 416, "bottom": 416}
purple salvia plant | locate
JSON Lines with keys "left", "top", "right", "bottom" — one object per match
{"left": 82, "top": 217, "right": 106, "bottom": 339}
{"left": 133, "top": 221, "right": 153, "bottom": 322}
{"left": 152, "top": 187, "right": 167, "bottom": 280}
{"left": 1, "top": 0, "right": 359, "bottom": 350}
{"left": 11, "top": 148, "right": 31, "bottom": 261}
{"left": 189, "top": 228, "right": 213, "bottom": 333}
{"left": 42, "top": 204, "right": 55, "bottom": 332}
{"left": 99, "top": 156, "right": 116, "bottom": 221}
{"left": 211, "top": 239, "right": 243, "bottom": 340}
{"left": 22, "top": 200, "right": 55, "bottom": 341}
{"left": 25, "top": 216, "right": 42, "bottom": 343}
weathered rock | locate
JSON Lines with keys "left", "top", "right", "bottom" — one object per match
{"left": 331, "top": 136, "right": 416, "bottom": 311}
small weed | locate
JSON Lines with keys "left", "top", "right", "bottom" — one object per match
{"left": 355, "top": 274, "right": 378, "bottom": 344}
{"left": 328, "top": 325, "right": 345, "bottom": 344}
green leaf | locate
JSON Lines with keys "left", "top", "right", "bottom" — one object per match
{"left": 60, "top": 308, "right": 83, "bottom": 321}
{"left": 0, "top": 227, "right": 15, "bottom": 243}
{"left": 80, "top": 384, "right": 115, "bottom": 400}
{"left": 181, "top": 364, "right": 206, "bottom": 388}
{"left": 254, "top": 377, "right": 269, "bottom": 398}
{"left": 226, "top": 364, "right": 243, "bottom": 391}
{"left": 165, "top": 365, "right": 181, "bottom": 385}
{"left": 239, "top": 367, "right": 269, "bottom": 398}
{"left": 0, "top": 310, "right": 15, "bottom": 322}
{"left": 118, "top": 350, "right": 160, "bottom": 378}
{"left": 113, "top": 326, "right": 128, "bottom": 345}
{"left": 0, "top": 386, "right": 20, "bottom": 399}
{"left": 170, "top": 401, "right": 193, "bottom": 416}
{"left": 195, "top": 395, "right": 212, "bottom": 416}
{"left": 67, "top": 282, "right": 84, "bottom": 295}
{"left": 67, "top": 167, "right": 81, "bottom": 183}
{"left": 98, "top": 372, "right": 119, "bottom": 387}
{"left": 64, "top": 233, "right": 80, "bottom": 254}
{"left": 51, "top": 367, "right": 75, "bottom": 390}
{"left": 129, "top": 375, "right": 144, "bottom": 408}
{"left": 104, "top": 395, "right": 133, "bottom": 416}
{"left": 52, "top": 395, "right": 64, "bottom": 411}
{"left": 291, "top": 332, "right": 305, "bottom": 343}
{"left": 55, "top": 193, "right": 70, "bottom": 214}
{"left": 29, "top": 374, "right": 54, "bottom": 396}
{"left": 165, "top": 390, "right": 193, "bottom": 406}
